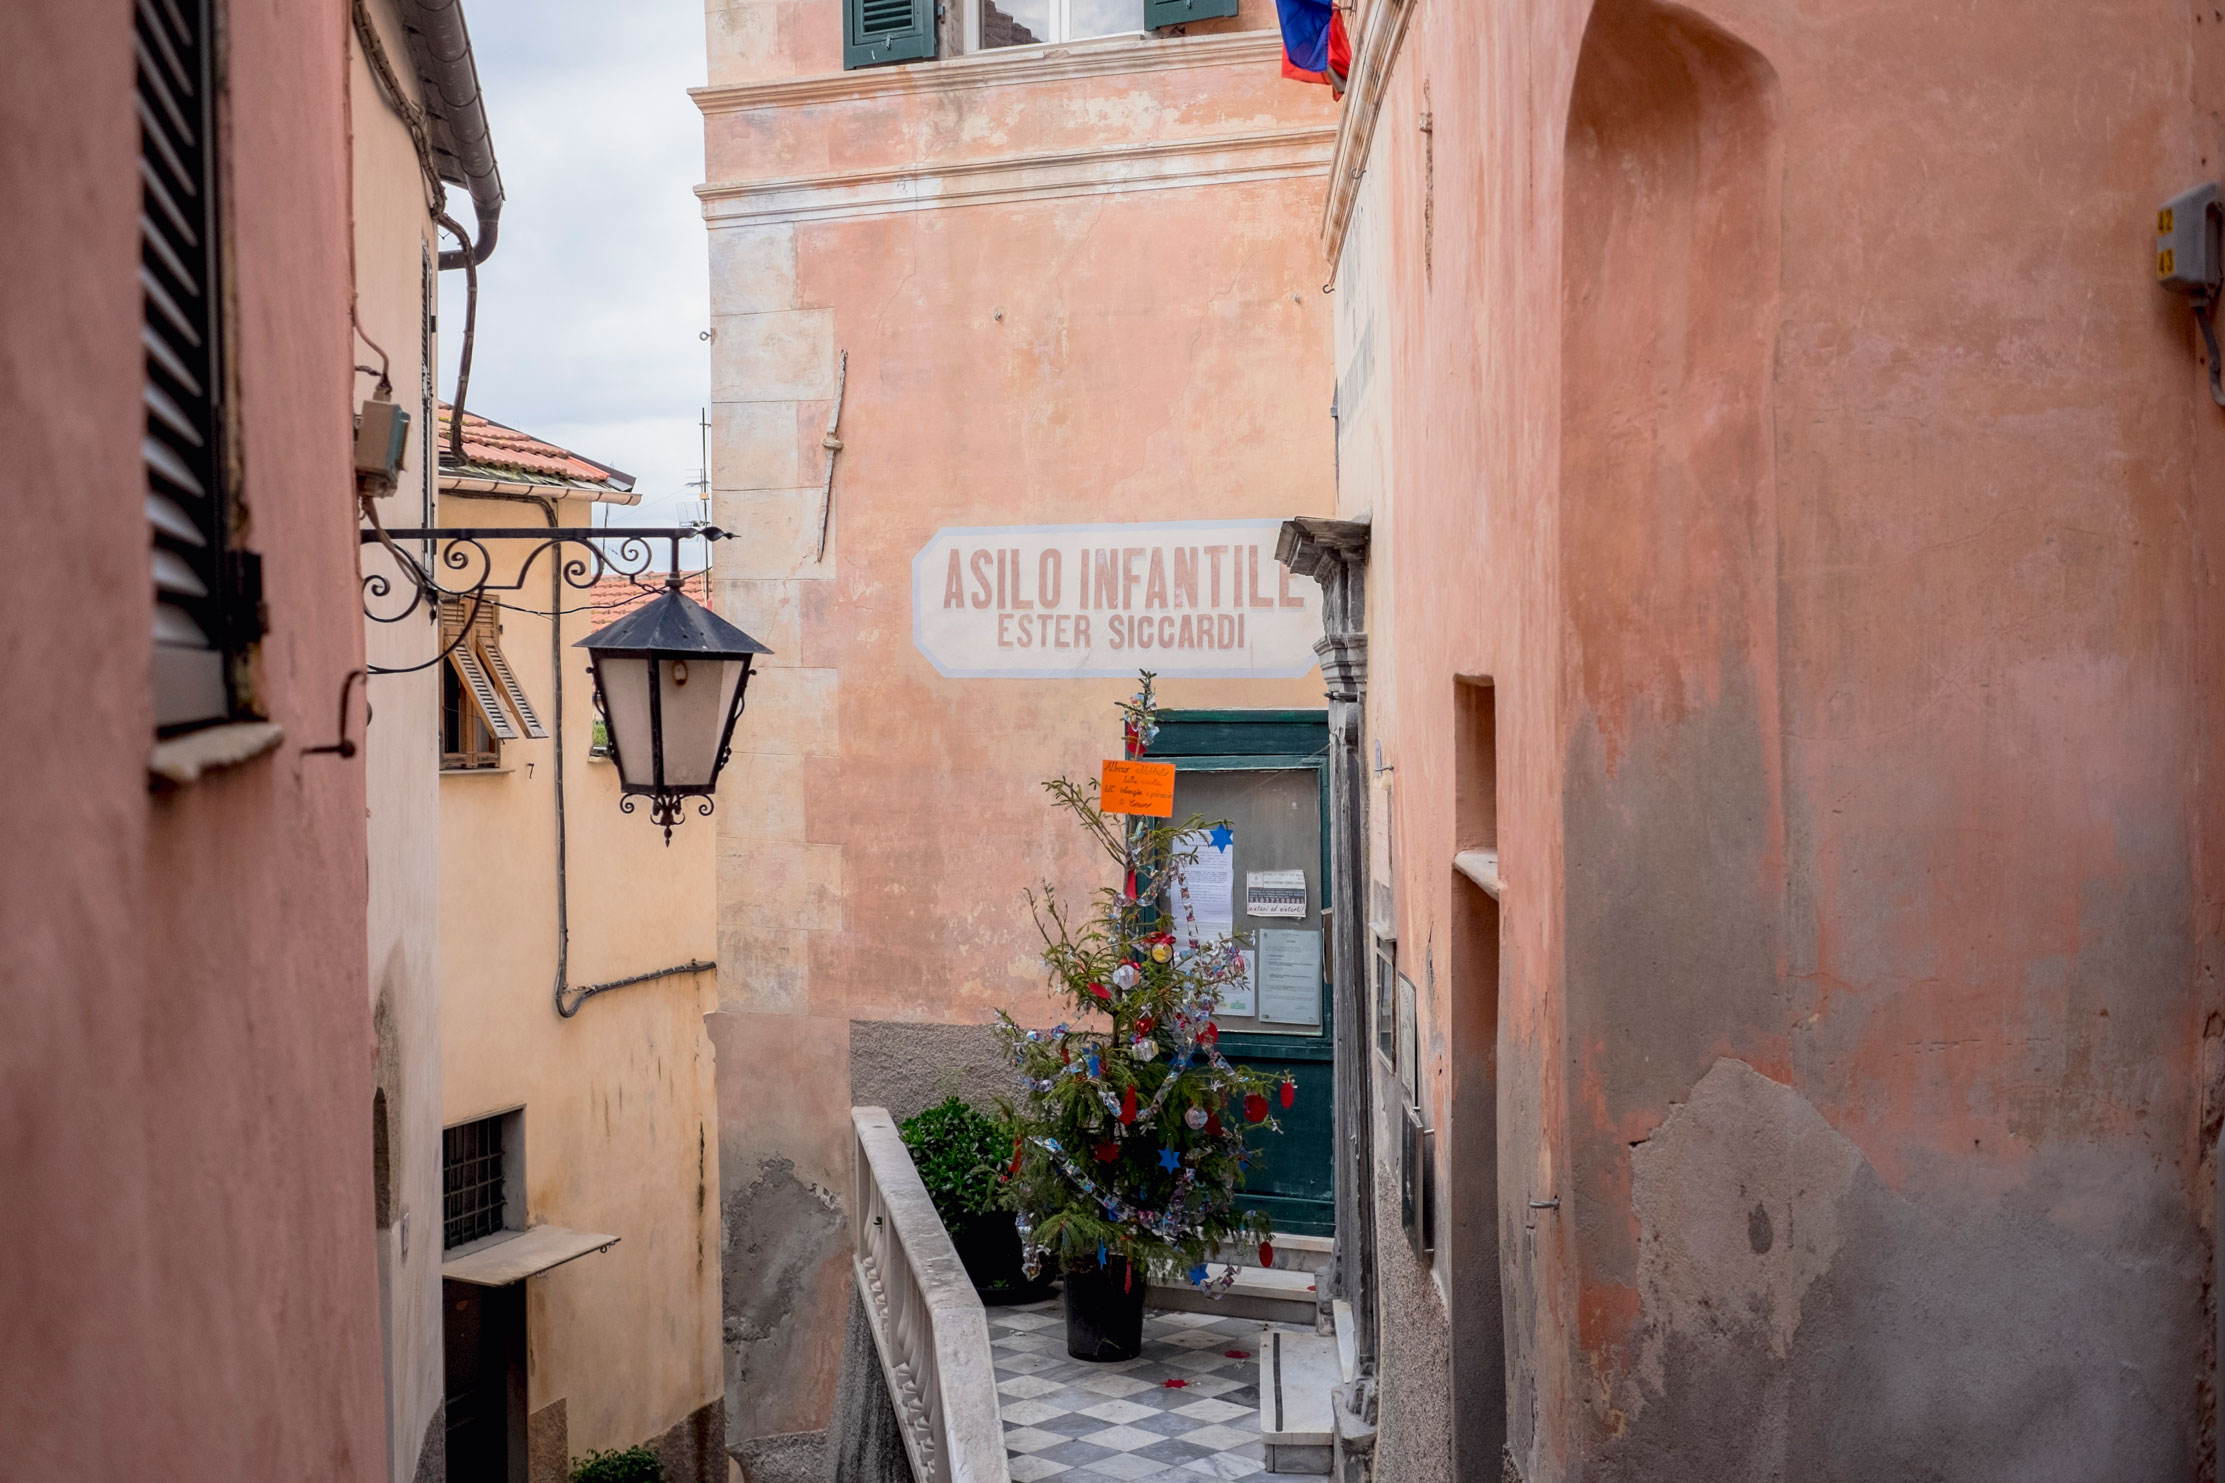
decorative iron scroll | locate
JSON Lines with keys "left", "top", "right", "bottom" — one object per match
{"left": 358, "top": 524, "right": 729, "bottom": 675}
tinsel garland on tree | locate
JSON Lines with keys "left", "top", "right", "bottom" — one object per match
{"left": 995, "top": 674, "right": 1291, "bottom": 1292}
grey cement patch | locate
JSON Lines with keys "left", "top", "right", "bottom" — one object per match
{"left": 410, "top": 1401, "right": 443, "bottom": 1483}
{"left": 822, "top": 1287, "right": 912, "bottom": 1483}
{"left": 1591, "top": 1059, "right": 2205, "bottom": 1483}
{"left": 722, "top": 1155, "right": 846, "bottom": 1449}
{"left": 731, "top": 1428, "right": 829, "bottom": 1483}
{"left": 654, "top": 1396, "right": 727, "bottom": 1483}
{"left": 1370, "top": 1139, "right": 1452, "bottom": 1483}
{"left": 849, "top": 1019, "right": 1017, "bottom": 1121}
{"left": 528, "top": 1397, "right": 567, "bottom": 1483}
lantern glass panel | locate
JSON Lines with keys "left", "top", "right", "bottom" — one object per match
{"left": 595, "top": 655, "right": 657, "bottom": 789}
{"left": 656, "top": 656, "right": 745, "bottom": 790}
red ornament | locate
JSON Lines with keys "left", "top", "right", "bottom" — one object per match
{"left": 1120, "top": 1086, "right": 1139, "bottom": 1124}
{"left": 1094, "top": 1141, "right": 1119, "bottom": 1164}
{"left": 1008, "top": 1139, "right": 1024, "bottom": 1176}
{"left": 1123, "top": 1264, "right": 1133, "bottom": 1293}
{"left": 1206, "top": 1112, "right": 1222, "bottom": 1136}
{"left": 1258, "top": 1241, "right": 1275, "bottom": 1268}
{"left": 1163, "top": 1378, "right": 1189, "bottom": 1389}
{"left": 1137, "top": 1014, "right": 1155, "bottom": 1035}
{"left": 1089, "top": 982, "right": 1110, "bottom": 1001}
{"left": 1244, "top": 1092, "right": 1268, "bottom": 1124}
{"left": 1224, "top": 1349, "right": 1251, "bottom": 1360}
{"left": 1201, "top": 1022, "right": 1220, "bottom": 1048}
{"left": 1280, "top": 1079, "right": 1296, "bottom": 1109}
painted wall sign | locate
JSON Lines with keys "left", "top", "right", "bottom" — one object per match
{"left": 1100, "top": 759, "right": 1177, "bottom": 817}
{"left": 911, "top": 519, "right": 1323, "bottom": 678}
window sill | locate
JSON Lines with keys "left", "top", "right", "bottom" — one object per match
{"left": 441, "top": 766, "right": 515, "bottom": 777}
{"left": 1452, "top": 849, "right": 1502, "bottom": 900}
{"left": 148, "top": 721, "right": 284, "bottom": 788}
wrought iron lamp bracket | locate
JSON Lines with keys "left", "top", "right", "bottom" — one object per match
{"left": 358, "top": 524, "right": 728, "bottom": 635}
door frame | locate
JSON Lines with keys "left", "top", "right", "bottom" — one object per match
{"left": 1149, "top": 709, "right": 1333, "bottom": 1234}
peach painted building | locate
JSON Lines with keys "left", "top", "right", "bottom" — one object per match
{"left": 1314, "top": 0, "right": 2225, "bottom": 1479}
{"left": 693, "top": 0, "right": 1339, "bottom": 1470}
{"left": 3, "top": 0, "right": 388, "bottom": 1475}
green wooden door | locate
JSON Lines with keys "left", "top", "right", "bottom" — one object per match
{"left": 1149, "top": 710, "right": 1334, "bottom": 1238}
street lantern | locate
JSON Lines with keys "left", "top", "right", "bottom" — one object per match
{"left": 577, "top": 582, "right": 771, "bottom": 843}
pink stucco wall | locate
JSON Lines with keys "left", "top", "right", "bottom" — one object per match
{"left": 1, "top": 3, "right": 386, "bottom": 1476}
{"left": 1340, "top": 0, "right": 2225, "bottom": 1476}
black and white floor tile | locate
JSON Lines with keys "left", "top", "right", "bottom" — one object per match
{"left": 989, "top": 1299, "right": 1310, "bottom": 1482}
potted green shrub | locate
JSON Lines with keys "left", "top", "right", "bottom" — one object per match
{"left": 997, "top": 675, "right": 1283, "bottom": 1362}
{"left": 570, "top": 1445, "right": 662, "bottom": 1483}
{"left": 898, "top": 1096, "right": 1055, "bottom": 1303}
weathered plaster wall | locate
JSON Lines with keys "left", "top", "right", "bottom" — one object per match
{"left": 0, "top": 1, "right": 388, "bottom": 1476}
{"left": 699, "top": 18, "right": 1339, "bottom": 1451}
{"left": 438, "top": 492, "right": 724, "bottom": 1472}
{"left": 353, "top": 3, "right": 449, "bottom": 1475}
{"left": 1342, "top": 0, "right": 2225, "bottom": 1475}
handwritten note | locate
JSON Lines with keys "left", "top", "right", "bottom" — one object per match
{"left": 1100, "top": 759, "right": 1176, "bottom": 817}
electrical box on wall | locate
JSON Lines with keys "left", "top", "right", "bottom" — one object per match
{"left": 2156, "top": 183, "right": 2225, "bottom": 407}
{"left": 2157, "top": 183, "right": 2221, "bottom": 295}
{"left": 354, "top": 397, "right": 412, "bottom": 494}
{"left": 1401, "top": 1102, "right": 1434, "bottom": 1262}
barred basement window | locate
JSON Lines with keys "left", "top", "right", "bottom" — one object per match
{"left": 440, "top": 595, "right": 545, "bottom": 770}
{"left": 443, "top": 1115, "right": 507, "bottom": 1250}
{"left": 141, "top": 0, "right": 257, "bottom": 732}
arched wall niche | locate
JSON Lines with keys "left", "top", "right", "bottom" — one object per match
{"left": 1552, "top": 0, "right": 1787, "bottom": 1471}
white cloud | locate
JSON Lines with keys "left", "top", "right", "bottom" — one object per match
{"left": 437, "top": 0, "right": 712, "bottom": 546}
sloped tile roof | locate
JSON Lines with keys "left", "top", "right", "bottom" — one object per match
{"left": 438, "top": 404, "right": 638, "bottom": 501}
{"left": 589, "top": 572, "right": 715, "bottom": 631}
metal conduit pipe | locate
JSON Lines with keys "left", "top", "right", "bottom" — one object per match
{"left": 397, "top": 0, "right": 504, "bottom": 268}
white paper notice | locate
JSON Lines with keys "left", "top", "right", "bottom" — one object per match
{"left": 1246, "top": 869, "right": 1308, "bottom": 919}
{"left": 1170, "top": 829, "right": 1235, "bottom": 936}
{"left": 1256, "top": 929, "right": 1323, "bottom": 1026}
{"left": 1171, "top": 828, "right": 1251, "bottom": 1014}
{"left": 1224, "top": 949, "right": 1258, "bottom": 1017}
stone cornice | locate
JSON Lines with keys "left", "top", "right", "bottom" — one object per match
{"left": 691, "top": 30, "right": 1287, "bottom": 115}
{"left": 698, "top": 125, "right": 1336, "bottom": 227}
{"left": 1320, "top": 0, "right": 1418, "bottom": 265}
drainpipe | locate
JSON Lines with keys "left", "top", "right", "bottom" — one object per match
{"left": 396, "top": 0, "right": 504, "bottom": 268}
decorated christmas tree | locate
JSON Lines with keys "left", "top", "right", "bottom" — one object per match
{"left": 996, "top": 674, "right": 1291, "bottom": 1296}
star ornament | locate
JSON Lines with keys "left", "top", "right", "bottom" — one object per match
{"left": 1208, "top": 823, "right": 1234, "bottom": 851}
{"left": 1159, "top": 1147, "right": 1181, "bottom": 1171}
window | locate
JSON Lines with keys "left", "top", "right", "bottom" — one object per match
{"left": 975, "top": 0, "right": 1141, "bottom": 49}
{"left": 439, "top": 595, "right": 545, "bottom": 770}
{"left": 842, "top": 0, "right": 1233, "bottom": 68}
{"left": 142, "top": 0, "right": 259, "bottom": 731}
{"left": 442, "top": 1116, "right": 507, "bottom": 1249}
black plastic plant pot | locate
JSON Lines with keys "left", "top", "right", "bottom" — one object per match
{"left": 1063, "top": 1256, "right": 1149, "bottom": 1362}
{"left": 949, "top": 1211, "right": 1057, "bottom": 1305}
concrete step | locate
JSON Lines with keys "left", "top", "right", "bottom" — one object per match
{"left": 1260, "top": 1327, "right": 1339, "bottom": 1475}
{"left": 1147, "top": 1263, "right": 1320, "bottom": 1326}
{"left": 1205, "top": 1231, "right": 1334, "bottom": 1279}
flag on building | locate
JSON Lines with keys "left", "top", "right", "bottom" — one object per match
{"left": 1276, "top": 0, "right": 1350, "bottom": 94}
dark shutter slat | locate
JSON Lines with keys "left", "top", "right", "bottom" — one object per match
{"left": 139, "top": 0, "right": 228, "bottom": 729}
{"left": 1143, "top": 0, "right": 1239, "bottom": 27}
{"left": 844, "top": 0, "right": 934, "bottom": 68}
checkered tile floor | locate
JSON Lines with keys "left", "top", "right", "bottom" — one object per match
{"left": 990, "top": 1299, "right": 1311, "bottom": 1481}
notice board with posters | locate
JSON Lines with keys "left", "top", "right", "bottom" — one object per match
{"left": 1149, "top": 708, "right": 1333, "bottom": 1237}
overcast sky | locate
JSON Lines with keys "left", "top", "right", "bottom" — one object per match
{"left": 437, "top": 0, "right": 712, "bottom": 541}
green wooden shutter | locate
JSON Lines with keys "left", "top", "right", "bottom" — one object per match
{"left": 1144, "top": 0, "right": 1239, "bottom": 28}
{"left": 845, "top": 0, "right": 935, "bottom": 68}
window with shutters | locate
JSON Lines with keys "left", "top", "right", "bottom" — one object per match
{"left": 142, "top": 0, "right": 258, "bottom": 733}
{"left": 439, "top": 596, "right": 546, "bottom": 771}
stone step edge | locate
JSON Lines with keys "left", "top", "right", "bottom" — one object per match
{"left": 1260, "top": 1327, "right": 1340, "bottom": 1447}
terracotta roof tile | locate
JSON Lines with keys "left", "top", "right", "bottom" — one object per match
{"left": 588, "top": 572, "right": 714, "bottom": 631}
{"left": 438, "top": 404, "right": 636, "bottom": 494}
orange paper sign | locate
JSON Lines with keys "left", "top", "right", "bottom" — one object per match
{"left": 1100, "top": 759, "right": 1177, "bottom": 818}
